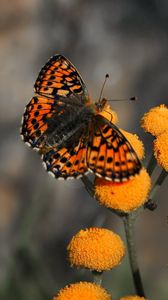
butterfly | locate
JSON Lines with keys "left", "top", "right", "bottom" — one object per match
{"left": 20, "top": 54, "right": 141, "bottom": 182}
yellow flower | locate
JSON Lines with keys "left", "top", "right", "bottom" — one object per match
{"left": 153, "top": 130, "right": 168, "bottom": 171}
{"left": 119, "top": 296, "right": 147, "bottom": 300}
{"left": 141, "top": 104, "right": 168, "bottom": 136}
{"left": 95, "top": 168, "right": 151, "bottom": 212}
{"left": 54, "top": 282, "right": 111, "bottom": 300}
{"left": 120, "top": 129, "right": 145, "bottom": 160}
{"left": 67, "top": 227, "right": 125, "bottom": 272}
{"left": 99, "top": 103, "right": 118, "bottom": 124}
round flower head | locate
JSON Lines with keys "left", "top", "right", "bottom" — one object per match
{"left": 120, "top": 129, "right": 145, "bottom": 160}
{"left": 99, "top": 103, "right": 118, "bottom": 124}
{"left": 95, "top": 168, "right": 151, "bottom": 212}
{"left": 119, "top": 296, "right": 147, "bottom": 300}
{"left": 141, "top": 104, "right": 168, "bottom": 136}
{"left": 67, "top": 227, "right": 125, "bottom": 272}
{"left": 54, "top": 282, "right": 111, "bottom": 300}
{"left": 153, "top": 130, "right": 168, "bottom": 171}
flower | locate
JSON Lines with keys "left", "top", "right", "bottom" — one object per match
{"left": 153, "top": 130, "right": 168, "bottom": 171}
{"left": 141, "top": 104, "right": 168, "bottom": 136}
{"left": 54, "top": 282, "right": 111, "bottom": 300}
{"left": 99, "top": 103, "right": 118, "bottom": 124}
{"left": 67, "top": 227, "right": 125, "bottom": 272}
{"left": 120, "top": 129, "right": 145, "bottom": 160}
{"left": 119, "top": 296, "right": 147, "bottom": 300}
{"left": 95, "top": 168, "right": 151, "bottom": 212}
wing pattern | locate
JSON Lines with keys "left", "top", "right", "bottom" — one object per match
{"left": 42, "top": 139, "right": 87, "bottom": 179}
{"left": 87, "top": 117, "right": 141, "bottom": 181}
{"left": 21, "top": 54, "right": 89, "bottom": 149}
{"left": 34, "top": 54, "right": 89, "bottom": 103}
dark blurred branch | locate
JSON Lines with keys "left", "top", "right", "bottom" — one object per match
{"left": 147, "top": 154, "right": 157, "bottom": 176}
{"left": 145, "top": 169, "right": 167, "bottom": 210}
{"left": 81, "top": 175, "right": 95, "bottom": 197}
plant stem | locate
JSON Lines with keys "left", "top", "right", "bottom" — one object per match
{"left": 147, "top": 154, "right": 157, "bottom": 176}
{"left": 92, "top": 271, "right": 103, "bottom": 285}
{"left": 123, "top": 213, "right": 146, "bottom": 297}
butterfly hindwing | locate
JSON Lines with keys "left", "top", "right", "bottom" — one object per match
{"left": 87, "top": 116, "right": 141, "bottom": 182}
{"left": 42, "top": 139, "right": 87, "bottom": 179}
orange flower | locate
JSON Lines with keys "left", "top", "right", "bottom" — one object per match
{"left": 120, "top": 129, "right": 145, "bottom": 160}
{"left": 153, "top": 130, "right": 168, "bottom": 171}
{"left": 119, "top": 296, "right": 147, "bottom": 300}
{"left": 67, "top": 227, "right": 125, "bottom": 272}
{"left": 54, "top": 282, "right": 111, "bottom": 300}
{"left": 99, "top": 103, "right": 118, "bottom": 124}
{"left": 95, "top": 168, "right": 151, "bottom": 212}
{"left": 141, "top": 104, "right": 168, "bottom": 136}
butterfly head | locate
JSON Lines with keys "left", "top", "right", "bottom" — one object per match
{"left": 95, "top": 97, "right": 108, "bottom": 112}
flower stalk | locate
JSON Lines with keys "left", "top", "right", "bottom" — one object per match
{"left": 123, "top": 213, "right": 146, "bottom": 298}
{"left": 92, "top": 271, "right": 103, "bottom": 285}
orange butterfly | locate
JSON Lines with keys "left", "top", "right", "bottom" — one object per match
{"left": 20, "top": 54, "right": 141, "bottom": 182}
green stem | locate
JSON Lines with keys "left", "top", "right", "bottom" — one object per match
{"left": 92, "top": 271, "right": 103, "bottom": 285}
{"left": 147, "top": 154, "right": 157, "bottom": 176}
{"left": 123, "top": 214, "right": 146, "bottom": 298}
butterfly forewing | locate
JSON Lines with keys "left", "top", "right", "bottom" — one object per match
{"left": 34, "top": 54, "right": 89, "bottom": 103}
{"left": 21, "top": 95, "right": 73, "bottom": 149}
{"left": 21, "top": 54, "right": 90, "bottom": 149}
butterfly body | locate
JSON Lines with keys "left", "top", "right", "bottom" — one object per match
{"left": 21, "top": 54, "right": 141, "bottom": 182}
{"left": 41, "top": 97, "right": 94, "bottom": 150}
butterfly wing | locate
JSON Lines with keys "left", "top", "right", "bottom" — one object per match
{"left": 21, "top": 54, "right": 90, "bottom": 149}
{"left": 87, "top": 116, "right": 142, "bottom": 182}
{"left": 34, "top": 54, "right": 89, "bottom": 103}
{"left": 42, "top": 138, "right": 88, "bottom": 179}
{"left": 21, "top": 95, "right": 60, "bottom": 148}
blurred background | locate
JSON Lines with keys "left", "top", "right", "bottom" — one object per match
{"left": 0, "top": 0, "right": 168, "bottom": 299}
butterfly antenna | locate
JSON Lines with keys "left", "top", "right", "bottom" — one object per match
{"left": 108, "top": 96, "right": 138, "bottom": 102}
{"left": 98, "top": 74, "right": 109, "bottom": 103}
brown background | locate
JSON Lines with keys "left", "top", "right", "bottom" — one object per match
{"left": 0, "top": 0, "right": 168, "bottom": 299}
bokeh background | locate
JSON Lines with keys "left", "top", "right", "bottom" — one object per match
{"left": 0, "top": 0, "right": 168, "bottom": 299}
